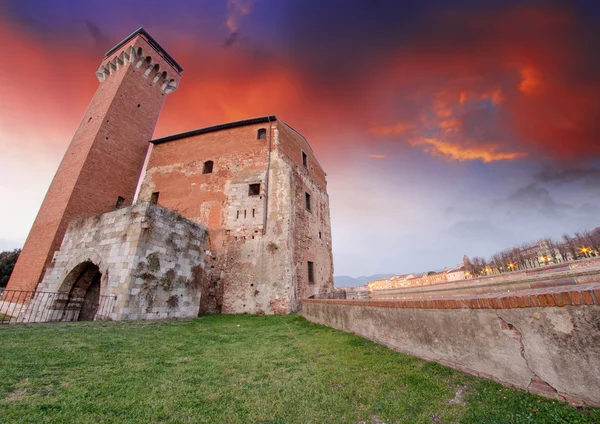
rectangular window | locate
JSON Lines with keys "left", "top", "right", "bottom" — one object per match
{"left": 302, "top": 151, "right": 308, "bottom": 167}
{"left": 249, "top": 183, "right": 261, "bottom": 196}
{"left": 308, "top": 261, "right": 315, "bottom": 284}
{"left": 319, "top": 231, "right": 322, "bottom": 239}
{"left": 150, "top": 192, "right": 159, "bottom": 204}
{"left": 305, "top": 192, "right": 311, "bottom": 212}
{"left": 202, "top": 160, "right": 213, "bottom": 174}
{"left": 115, "top": 196, "right": 125, "bottom": 209}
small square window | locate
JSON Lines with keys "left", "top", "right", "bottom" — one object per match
{"left": 308, "top": 261, "right": 315, "bottom": 283}
{"left": 249, "top": 183, "right": 261, "bottom": 196}
{"left": 150, "top": 192, "right": 159, "bottom": 204}
{"left": 302, "top": 151, "right": 308, "bottom": 167}
{"left": 203, "top": 160, "right": 213, "bottom": 174}
{"left": 115, "top": 196, "right": 125, "bottom": 209}
{"left": 305, "top": 192, "right": 311, "bottom": 212}
{"left": 257, "top": 128, "right": 267, "bottom": 140}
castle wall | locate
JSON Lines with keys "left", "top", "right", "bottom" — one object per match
{"left": 139, "top": 121, "right": 296, "bottom": 314}
{"left": 32, "top": 203, "right": 207, "bottom": 321}
{"left": 302, "top": 284, "right": 600, "bottom": 407}
{"left": 276, "top": 122, "right": 334, "bottom": 306}
{"left": 7, "top": 32, "right": 181, "bottom": 292}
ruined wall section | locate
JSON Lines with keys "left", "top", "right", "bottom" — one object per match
{"left": 275, "top": 121, "right": 334, "bottom": 309}
{"left": 140, "top": 122, "right": 295, "bottom": 314}
{"left": 36, "top": 203, "right": 207, "bottom": 321}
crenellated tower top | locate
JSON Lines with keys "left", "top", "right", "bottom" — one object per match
{"left": 95, "top": 27, "right": 182, "bottom": 94}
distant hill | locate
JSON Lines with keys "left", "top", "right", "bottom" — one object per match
{"left": 334, "top": 274, "right": 396, "bottom": 287}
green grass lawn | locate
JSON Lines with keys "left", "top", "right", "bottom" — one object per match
{"left": 0, "top": 315, "right": 598, "bottom": 423}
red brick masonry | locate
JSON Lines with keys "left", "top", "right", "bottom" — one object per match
{"left": 304, "top": 282, "right": 600, "bottom": 309}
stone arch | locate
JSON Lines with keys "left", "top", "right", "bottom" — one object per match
{"left": 143, "top": 57, "right": 154, "bottom": 76}
{"left": 135, "top": 52, "right": 147, "bottom": 68}
{"left": 152, "top": 65, "right": 162, "bottom": 83}
{"left": 58, "top": 261, "right": 103, "bottom": 321}
{"left": 164, "top": 78, "right": 177, "bottom": 94}
{"left": 155, "top": 70, "right": 167, "bottom": 85}
{"left": 116, "top": 52, "right": 125, "bottom": 70}
{"left": 96, "top": 66, "right": 108, "bottom": 82}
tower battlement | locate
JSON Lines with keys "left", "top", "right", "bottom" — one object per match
{"left": 96, "top": 28, "right": 181, "bottom": 94}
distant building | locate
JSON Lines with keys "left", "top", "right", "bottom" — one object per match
{"left": 366, "top": 274, "right": 417, "bottom": 291}
{"left": 406, "top": 271, "right": 448, "bottom": 287}
{"left": 445, "top": 268, "right": 466, "bottom": 282}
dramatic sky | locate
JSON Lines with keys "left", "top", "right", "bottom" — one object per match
{"left": 1, "top": 0, "right": 599, "bottom": 277}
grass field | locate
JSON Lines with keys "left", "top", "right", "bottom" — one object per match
{"left": 0, "top": 315, "right": 598, "bottom": 423}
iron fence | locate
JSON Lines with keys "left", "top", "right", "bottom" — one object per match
{"left": 0, "top": 290, "right": 116, "bottom": 324}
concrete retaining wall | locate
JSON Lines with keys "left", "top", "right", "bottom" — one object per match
{"left": 301, "top": 284, "right": 600, "bottom": 406}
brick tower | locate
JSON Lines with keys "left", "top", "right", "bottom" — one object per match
{"left": 6, "top": 28, "right": 182, "bottom": 292}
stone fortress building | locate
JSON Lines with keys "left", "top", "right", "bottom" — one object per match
{"left": 5, "top": 28, "right": 333, "bottom": 321}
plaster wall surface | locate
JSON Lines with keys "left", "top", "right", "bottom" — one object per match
{"left": 31, "top": 203, "right": 207, "bottom": 321}
{"left": 302, "top": 292, "right": 600, "bottom": 407}
{"left": 7, "top": 33, "right": 181, "bottom": 292}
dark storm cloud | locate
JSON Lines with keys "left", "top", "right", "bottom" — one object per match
{"left": 536, "top": 168, "right": 600, "bottom": 187}
{"left": 85, "top": 20, "right": 111, "bottom": 49}
{"left": 505, "top": 183, "right": 566, "bottom": 218}
{"left": 223, "top": 30, "right": 239, "bottom": 48}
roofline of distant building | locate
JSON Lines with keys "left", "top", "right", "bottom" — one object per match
{"left": 105, "top": 27, "right": 184, "bottom": 73}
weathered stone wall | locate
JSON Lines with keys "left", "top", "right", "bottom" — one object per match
{"left": 35, "top": 203, "right": 207, "bottom": 321}
{"left": 276, "top": 121, "right": 334, "bottom": 308}
{"left": 140, "top": 120, "right": 297, "bottom": 314}
{"left": 137, "top": 117, "right": 333, "bottom": 314}
{"left": 302, "top": 284, "right": 600, "bottom": 407}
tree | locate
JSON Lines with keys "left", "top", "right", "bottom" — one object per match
{"left": 563, "top": 234, "right": 578, "bottom": 260}
{"left": 0, "top": 249, "right": 21, "bottom": 288}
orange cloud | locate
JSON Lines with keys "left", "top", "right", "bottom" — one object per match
{"left": 410, "top": 138, "right": 527, "bottom": 163}
{"left": 519, "top": 66, "right": 542, "bottom": 95}
{"left": 368, "top": 122, "right": 413, "bottom": 136}
{"left": 368, "top": 154, "right": 387, "bottom": 159}
{"left": 226, "top": 0, "right": 253, "bottom": 32}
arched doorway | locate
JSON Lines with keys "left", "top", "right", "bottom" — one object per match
{"left": 60, "top": 261, "right": 102, "bottom": 321}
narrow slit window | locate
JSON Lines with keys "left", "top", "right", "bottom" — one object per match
{"left": 249, "top": 183, "right": 261, "bottom": 196}
{"left": 252, "top": 209, "right": 255, "bottom": 217}
{"left": 308, "top": 261, "right": 315, "bottom": 284}
{"left": 305, "top": 192, "right": 311, "bottom": 212}
{"left": 257, "top": 128, "right": 267, "bottom": 140}
{"left": 302, "top": 151, "right": 308, "bottom": 167}
{"left": 150, "top": 192, "right": 159, "bottom": 204}
{"left": 203, "top": 160, "right": 214, "bottom": 174}
{"left": 244, "top": 210, "right": 247, "bottom": 219}
{"left": 236, "top": 210, "right": 240, "bottom": 219}
{"left": 115, "top": 196, "right": 125, "bottom": 209}
{"left": 319, "top": 231, "right": 322, "bottom": 239}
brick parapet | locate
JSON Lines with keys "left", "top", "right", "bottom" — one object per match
{"left": 304, "top": 282, "right": 600, "bottom": 310}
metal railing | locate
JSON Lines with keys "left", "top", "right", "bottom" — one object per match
{"left": 0, "top": 290, "right": 116, "bottom": 324}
